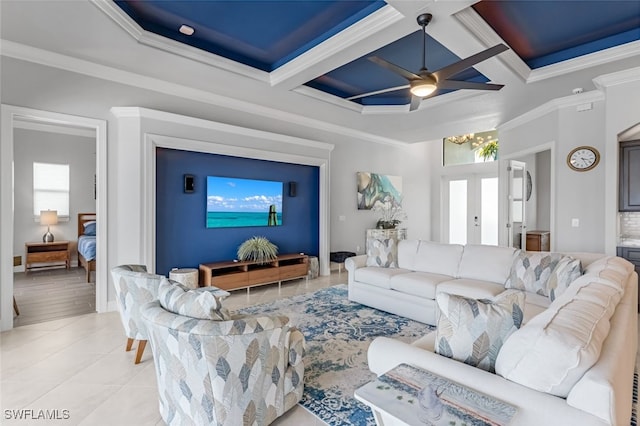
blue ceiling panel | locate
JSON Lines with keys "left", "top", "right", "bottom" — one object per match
{"left": 305, "top": 30, "right": 489, "bottom": 105}
{"left": 115, "top": 0, "right": 385, "bottom": 72}
{"left": 473, "top": 1, "right": 640, "bottom": 69}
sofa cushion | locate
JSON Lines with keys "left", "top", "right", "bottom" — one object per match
{"left": 495, "top": 279, "right": 623, "bottom": 397}
{"left": 412, "top": 241, "right": 464, "bottom": 277}
{"left": 158, "top": 278, "right": 231, "bottom": 320}
{"left": 396, "top": 240, "right": 420, "bottom": 270}
{"left": 548, "top": 257, "right": 582, "bottom": 301}
{"left": 584, "top": 256, "right": 634, "bottom": 289}
{"left": 366, "top": 237, "right": 399, "bottom": 268}
{"left": 436, "top": 278, "right": 505, "bottom": 300}
{"left": 457, "top": 244, "right": 517, "bottom": 284}
{"left": 435, "top": 289, "right": 525, "bottom": 372}
{"left": 389, "top": 272, "right": 453, "bottom": 299}
{"left": 354, "top": 267, "right": 411, "bottom": 290}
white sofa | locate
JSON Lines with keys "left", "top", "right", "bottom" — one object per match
{"left": 346, "top": 240, "right": 638, "bottom": 426}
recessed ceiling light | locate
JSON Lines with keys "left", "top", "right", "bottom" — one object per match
{"left": 179, "top": 25, "right": 194, "bottom": 36}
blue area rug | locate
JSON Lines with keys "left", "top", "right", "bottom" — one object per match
{"left": 238, "top": 284, "right": 434, "bottom": 426}
{"left": 238, "top": 285, "right": 639, "bottom": 426}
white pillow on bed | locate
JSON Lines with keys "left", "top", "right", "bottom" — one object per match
{"left": 83, "top": 221, "right": 96, "bottom": 236}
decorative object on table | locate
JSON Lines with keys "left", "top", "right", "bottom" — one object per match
{"left": 40, "top": 210, "right": 58, "bottom": 243}
{"left": 373, "top": 199, "right": 407, "bottom": 229}
{"left": 237, "top": 236, "right": 278, "bottom": 264}
{"left": 566, "top": 145, "right": 600, "bottom": 172}
{"left": 237, "top": 285, "right": 433, "bottom": 426}
{"left": 356, "top": 172, "right": 402, "bottom": 210}
{"left": 168, "top": 268, "right": 199, "bottom": 289}
{"left": 355, "top": 363, "right": 517, "bottom": 426}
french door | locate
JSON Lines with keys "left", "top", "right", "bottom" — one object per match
{"left": 444, "top": 173, "right": 499, "bottom": 245}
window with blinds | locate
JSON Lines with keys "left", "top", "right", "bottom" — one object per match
{"left": 33, "top": 162, "right": 70, "bottom": 217}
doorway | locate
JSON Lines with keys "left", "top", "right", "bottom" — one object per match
{"left": 0, "top": 105, "right": 108, "bottom": 331}
{"left": 443, "top": 173, "right": 499, "bottom": 245}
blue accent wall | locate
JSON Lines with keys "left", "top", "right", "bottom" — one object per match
{"left": 155, "top": 148, "right": 320, "bottom": 276}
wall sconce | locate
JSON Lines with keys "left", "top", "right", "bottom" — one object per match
{"left": 40, "top": 210, "right": 58, "bottom": 243}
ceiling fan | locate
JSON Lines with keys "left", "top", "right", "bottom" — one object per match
{"left": 348, "top": 13, "right": 509, "bottom": 111}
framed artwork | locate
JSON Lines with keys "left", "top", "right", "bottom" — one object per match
{"left": 357, "top": 172, "right": 402, "bottom": 210}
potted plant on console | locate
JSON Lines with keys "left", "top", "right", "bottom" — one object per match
{"left": 237, "top": 236, "right": 278, "bottom": 264}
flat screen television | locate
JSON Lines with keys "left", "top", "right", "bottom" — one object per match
{"left": 206, "top": 176, "right": 283, "bottom": 228}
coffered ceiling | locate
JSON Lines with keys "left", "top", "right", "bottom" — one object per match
{"left": 1, "top": 0, "right": 639, "bottom": 143}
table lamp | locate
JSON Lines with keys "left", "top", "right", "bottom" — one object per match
{"left": 40, "top": 210, "right": 58, "bottom": 243}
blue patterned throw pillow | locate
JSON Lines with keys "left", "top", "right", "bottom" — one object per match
{"left": 365, "top": 238, "right": 398, "bottom": 268}
{"left": 158, "top": 278, "right": 231, "bottom": 320}
{"left": 435, "top": 289, "right": 525, "bottom": 373}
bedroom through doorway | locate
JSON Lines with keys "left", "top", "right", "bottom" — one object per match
{"left": 12, "top": 122, "right": 97, "bottom": 327}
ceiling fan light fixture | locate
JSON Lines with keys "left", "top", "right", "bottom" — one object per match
{"left": 410, "top": 81, "right": 436, "bottom": 97}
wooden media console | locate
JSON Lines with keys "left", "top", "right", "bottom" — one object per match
{"left": 199, "top": 253, "right": 309, "bottom": 291}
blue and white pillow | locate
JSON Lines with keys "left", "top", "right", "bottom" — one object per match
{"left": 83, "top": 221, "right": 96, "bottom": 236}
{"left": 158, "top": 278, "right": 231, "bottom": 320}
{"left": 435, "top": 290, "right": 525, "bottom": 373}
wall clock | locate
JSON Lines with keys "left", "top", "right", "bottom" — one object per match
{"left": 567, "top": 146, "right": 600, "bottom": 172}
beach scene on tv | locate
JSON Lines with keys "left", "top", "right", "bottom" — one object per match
{"left": 206, "top": 176, "right": 283, "bottom": 228}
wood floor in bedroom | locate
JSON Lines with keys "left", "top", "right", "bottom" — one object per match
{"left": 13, "top": 268, "right": 96, "bottom": 327}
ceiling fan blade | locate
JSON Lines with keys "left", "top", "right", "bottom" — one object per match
{"left": 346, "top": 84, "right": 410, "bottom": 101}
{"left": 437, "top": 80, "right": 505, "bottom": 91}
{"left": 433, "top": 44, "right": 509, "bottom": 81}
{"left": 409, "top": 95, "right": 421, "bottom": 112}
{"left": 368, "top": 56, "right": 421, "bottom": 81}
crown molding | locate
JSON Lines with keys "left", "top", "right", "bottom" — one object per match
{"left": 2, "top": 39, "right": 411, "bottom": 147}
{"left": 454, "top": 7, "right": 531, "bottom": 81}
{"left": 498, "top": 90, "right": 605, "bottom": 132}
{"left": 91, "top": 0, "right": 269, "bottom": 83}
{"left": 293, "top": 86, "right": 363, "bottom": 113}
{"left": 13, "top": 120, "right": 96, "bottom": 138}
{"left": 593, "top": 65, "right": 640, "bottom": 89}
{"left": 111, "top": 107, "right": 335, "bottom": 152}
{"left": 270, "top": 5, "right": 404, "bottom": 89}
{"left": 528, "top": 40, "right": 640, "bottom": 84}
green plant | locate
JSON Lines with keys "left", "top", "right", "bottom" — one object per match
{"left": 237, "top": 236, "right": 278, "bottom": 264}
{"left": 478, "top": 140, "right": 499, "bottom": 161}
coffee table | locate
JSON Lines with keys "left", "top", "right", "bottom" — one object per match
{"left": 355, "top": 363, "right": 517, "bottom": 426}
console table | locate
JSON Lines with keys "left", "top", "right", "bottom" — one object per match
{"left": 25, "top": 241, "right": 71, "bottom": 274}
{"left": 199, "top": 254, "right": 309, "bottom": 292}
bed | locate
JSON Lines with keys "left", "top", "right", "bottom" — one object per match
{"left": 77, "top": 212, "right": 96, "bottom": 283}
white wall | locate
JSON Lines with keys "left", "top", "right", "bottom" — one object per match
{"left": 13, "top": 128, "right": 95, "bottom": 268}
{"left": 330, "top": 140, "right": 431, "bottom": 253}
{"left": 536, "top": 149, "right": 551, "bottom": 231}
{"left": 499, "top": 98, "right": 607, "bottom": 252}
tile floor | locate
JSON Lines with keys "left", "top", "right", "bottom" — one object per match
{"left": 1, "top": 271, "right": 347, "bottom": 425}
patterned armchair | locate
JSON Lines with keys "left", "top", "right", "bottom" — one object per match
{"left": 141, "top": 300, "right": 306, "bottom": 426}
{"left": 110, "top": 265, "right": 163, "bottom": 364}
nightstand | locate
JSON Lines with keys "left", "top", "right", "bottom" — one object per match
{"left": 25, "top": 241, "right": 70, "bottom": 274}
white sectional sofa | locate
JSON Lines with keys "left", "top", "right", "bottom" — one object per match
{"left": 346, "top": 240, "right": 638, "bottom": 426}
